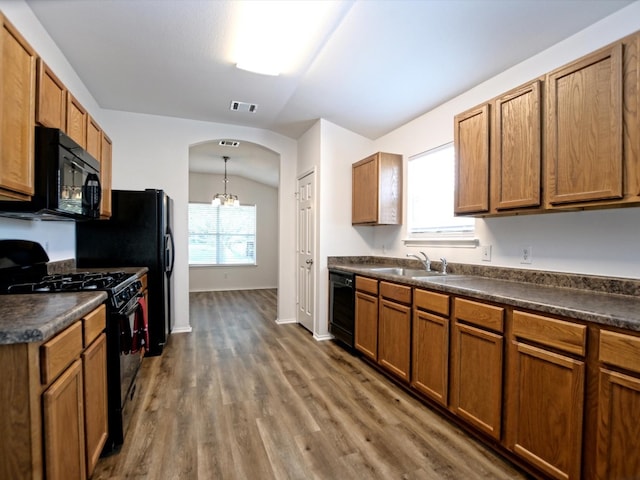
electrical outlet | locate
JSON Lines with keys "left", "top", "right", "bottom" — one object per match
{"left": 481, "top": 245, "right": 492, "bottom": 262}
{"left": 520, "top": 246, "right": 533, "bottom": 264}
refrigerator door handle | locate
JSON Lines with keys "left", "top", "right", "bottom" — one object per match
{"left": 165, "top": 228, "right": 175, "bottom": 276}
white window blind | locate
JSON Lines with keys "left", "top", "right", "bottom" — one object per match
{"left": 407, "top": 143, "right": 475, "bottom": 236}
{"left": 188, "top": 203, "right": 256, "bottom": 265}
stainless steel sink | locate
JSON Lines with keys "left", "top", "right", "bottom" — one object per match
{"left": 364, "top": 267, "right": 447, "bottom": 277}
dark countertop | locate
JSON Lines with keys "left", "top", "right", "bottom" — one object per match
{"left": 331, "top": 263, "right": 640, "bottom": 332}
{"left": 0, "top": 291, "right": 108, "bottom": 345}
{"left": 0, "top": 266, "right": 149, "bottom": 345}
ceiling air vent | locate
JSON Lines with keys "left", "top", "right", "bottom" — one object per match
{"left": 230, "top": 100, "right": 258, "bottom": 113}
{"left": 219, "top": 140, "right": 240, "bottom": 147}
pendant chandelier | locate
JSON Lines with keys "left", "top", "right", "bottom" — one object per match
{"left": 212, "top": 156, "right": 240, "bottom": 207}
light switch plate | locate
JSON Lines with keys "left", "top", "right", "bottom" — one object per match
{"left": 481, "top": 245, "right": 492, "bottom": 262}
{"left": 520, "top": 246, "right": 533, "bottom": 264}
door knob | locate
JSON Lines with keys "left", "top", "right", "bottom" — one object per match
{"left": 306, "top": 259, "right": 313, "bottom": 265}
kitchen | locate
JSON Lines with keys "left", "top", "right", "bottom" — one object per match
{"left": 1, "top": 0, "right": 640, "bottom": 479}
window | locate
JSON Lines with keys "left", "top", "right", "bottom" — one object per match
{"left": 407, "top": 143, "right": 475, "bottom": 240}
{"left": 188, "top": 203, "right": 256, "bottom": 265}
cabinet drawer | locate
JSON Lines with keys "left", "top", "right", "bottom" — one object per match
{"left": 454, "top": 298, "right": 504, "bottom": 333}
{"left": 380, "top": 281, "right": 411, "bottom": 304}
{"left": 83, "top": 304, "right": 106, "bottom": 347}
{"left": 600, "top": 330, "right": 640, "bottom": 374}
{"left": 513, "top": 311, "right": 586, "bottom": 356}
{"left": 356, "top": 276, "right": 378, "bottom": 295}
{"left": 41, "top": 321, "right": 83, "bottom": 385}
{"left": 414, "top": 288, "right": 449, "bottom": 316}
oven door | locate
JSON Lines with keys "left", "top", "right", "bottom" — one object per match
{"left": 115, "top": 296, "right": 144, "bottom": 408}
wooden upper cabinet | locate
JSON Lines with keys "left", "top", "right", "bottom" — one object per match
{"left": 0, "top": 14, "right": 37, "bottom": 200}
{"left": 86, "top": 115, "right": 101, "bottom": 162}
{"left": 66, "top": 92, "right": 87, "bottom": 148}
{"left": 352, "top": 152, "right": 402, "bottom": 225}
{"left": 491, "top": 80, "right": 542, "bottom": 211}
{"left": 36, "top": 59, "right": 67, "bottom": 129}
{"left": 454, "top": 104, "right": 490, "bottom": 214}
{"left": 100, "top": 133, "right": 112, "bottom": 218}
{"left": 544, "top": 36, "right": 640, "bottom": 208}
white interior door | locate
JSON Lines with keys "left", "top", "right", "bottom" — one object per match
{"left": 296, "top": 171, "right": 315, "bottom": 333}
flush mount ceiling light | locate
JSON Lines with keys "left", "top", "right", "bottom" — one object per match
{"left": 219, "top": 140, "right": 240, "bottom": 147}
{"left": 212, "top": 156, "right": 240, "bottom": 207}
{"left": 231, "top": 1, "right": 347, "bottom": 76}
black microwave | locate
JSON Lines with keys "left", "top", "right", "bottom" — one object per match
{"left": 0, "top": 127, "right": 101, "bottom": 220}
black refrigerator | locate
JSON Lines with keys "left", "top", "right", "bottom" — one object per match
{"left": 76, "top": 189, "right": 175, "bottom": 356}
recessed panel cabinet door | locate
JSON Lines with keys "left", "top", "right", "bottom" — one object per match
{"left": 546, "top": 43, "right": 624, "bottom": 206}
{"left": 412, "top": 309, "right": 449, "bottom": 406}
{"left": 511, "top": 342, "right": 585, "bottom": 480}
{"left": 492, "top": 80, "right": 542, "bottom": 210}
{"left": 451, "top": 321, "right": 503, "bottom": 440}
{"left": 43, "top": 359, "right": 87, "bottom": 480}
{"left": 378, "top": 298, "right": 411, "bottom": 382}
{"left": 83, "top": 333, "right": 108, "bottom": 478}
{"left": 454, "top": 104, "right": 490, "bottom": 214}
{"left": 355, "top": 291, "right": 378, "bottom": 361}
{"left": 0, "top": 15, "right": 36, "bottom": 200}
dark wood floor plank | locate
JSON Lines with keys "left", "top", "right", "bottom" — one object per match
{"left": 92, "top": 289, "right": 528, "bottom": 479}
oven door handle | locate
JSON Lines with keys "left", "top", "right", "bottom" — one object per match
{"left": 122, "top": 298, "right": 141, "bottom": 317}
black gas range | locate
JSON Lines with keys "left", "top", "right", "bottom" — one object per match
{"left": 0, "top": 239, "right": 146, "bottom": 454}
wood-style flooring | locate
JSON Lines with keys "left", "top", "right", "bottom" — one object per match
{"left": 92, "top": 289, "right": 529, "bottom": 479}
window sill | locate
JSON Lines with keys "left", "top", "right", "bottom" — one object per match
{"left": 402, "top": 237, "right": 479, "bottom": 248}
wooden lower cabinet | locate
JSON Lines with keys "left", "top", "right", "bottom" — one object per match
{"left": 83, "top": 332, "right": 108, "bottom": 477}
{"left": 595, "top": 330, "right": 640, "bottom": 479}
{"left": 511, "top": 342, "right": 585, "bottom": 480}
{"left": 450, "top": 298, "right": 504, "bottom": 441}
{"left": 378, "top": 297, "right": 411, "bottom": 382}
{"left": 0, "top": 304, "right": 107, "bottom": 480}
{"left": 43, "top": 359, "right": 87, "bottom": 480}
{"left": 354, "top": 276, "right": 379, "bottom": 361}
{"left": 451, "top": 321, "right": 504, "bottom": 440}
{"left": 412, "top": 289, "right": 450, "bottom": 406}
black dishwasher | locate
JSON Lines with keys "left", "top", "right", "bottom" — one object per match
{"left": 329, "top": 270, "right": 355, "bottom": 350}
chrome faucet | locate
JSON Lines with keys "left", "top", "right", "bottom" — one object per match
{"left": 440, "top": 257, "right": 448, "bottom": 274}
{"left": 407, "top": 251, "right": 431, "bottom": 271}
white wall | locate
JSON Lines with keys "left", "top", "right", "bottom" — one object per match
{"left": 188, "top": 172, "right": 278, "bottom": 292}
{"left": 371, "top": 1, "right": 640, "bottom": 279}
{"left": 298, "top": 119, "right": 374, "bottom": 337}
{"left": 100, "top": 110, "right": 298, "bottom": 331}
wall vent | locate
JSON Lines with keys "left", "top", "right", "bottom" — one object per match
{"left": 230, "top": 100, "right": 258, "bottom": 113}
{"left": 219, "top": 140, "right": 240, "bottom": 147}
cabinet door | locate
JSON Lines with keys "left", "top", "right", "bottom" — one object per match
{"left": 596, "top": 368, "right": 640, "bottom": 480}
{"left": 454, "top": 104, "right": 489, "bottom": 214}
{"left": 36, "top": 59, "right": 67, "bottom": 129}
{"left": 100, "top": 133, "right": 112, "bottom": 218}
{"left": 43, "top": 359, "right": 87, "bottom": 480}
{"left": 412, "top": 309, "right": 449, "bottom": 406}
{"left": 0, "top": 15, "right": 36, "bottom": 200}
{"left": 451, "top": 321, "right": 503, "bottom": 440}
{"left": 355, "top": 291, "right": 378, "bottom": 361}
{"left": 86, "top": 115, "right": 101, "bottom": 161}
{"left": 511, "top": 342, "right": 585, "bottom": 480}
{"left": 352, "top": 155, "right": 378, "bottom": 224}
{"left": 378, "top": 298, "right": 411, "bottom": 382}
{"left": 546, "top": 43, "right": 623, "bottom": 206}
{"left": 492, "top": 80, "right": 541, "bottom": 211}
{"left": 82, "top": 333, "right": 108, "bottom": 478}
{"left": 66, "top": 92, "right": 87, "bottom": 148}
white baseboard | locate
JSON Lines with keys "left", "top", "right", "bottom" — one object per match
{"left": 171, "top": 326, "right": 193, "bottom": 334}
{"left": 313, "top": 333, "right": 333, "bottom": 342}
{"left": 276, "top": 317, "right": 296, "bottom": 325}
